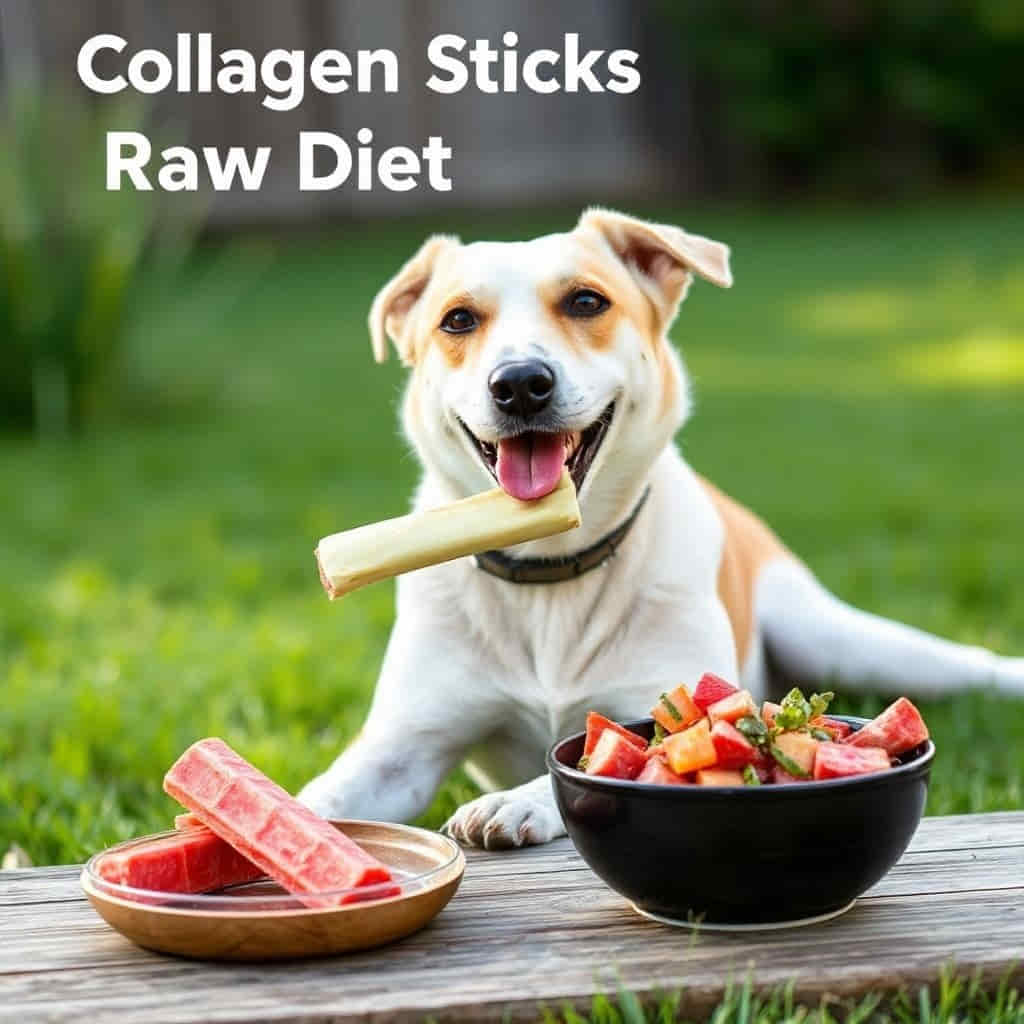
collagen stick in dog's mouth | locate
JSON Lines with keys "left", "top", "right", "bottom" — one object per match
{"left": 316, "top": 469, "right": 581, "bottom": 599}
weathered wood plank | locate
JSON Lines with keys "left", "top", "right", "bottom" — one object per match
{"left": 0, "top": 812, "right": 1020, "bottom": 1023}
{"left": 0, "top": 889, "right": 1020, "bottom": 1022}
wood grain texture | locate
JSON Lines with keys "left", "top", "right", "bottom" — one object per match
{"left": 0, "top": 813, "right": 1021, "bottom": 1023}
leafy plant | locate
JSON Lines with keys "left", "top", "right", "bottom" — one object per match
{"left": 0, "top": 87, "right": 198, "bottom": 434}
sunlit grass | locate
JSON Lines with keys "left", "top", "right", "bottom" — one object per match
{"left": 1, "top": 196, "right": 1022, "bottom": 866}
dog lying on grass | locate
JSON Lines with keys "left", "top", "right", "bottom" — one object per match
{"left": 298, "top": 208, "right": 1024, "bottom": 848}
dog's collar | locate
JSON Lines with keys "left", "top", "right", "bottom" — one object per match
{"left": 474, "top": 487, "right": 650, "bottom": 584}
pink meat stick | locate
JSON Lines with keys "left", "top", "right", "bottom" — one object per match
{"left": 163, "top": 738, "right": 398, "bottom": 908}
{"left": 97, "top": 828, "right": 263, "bottom": 892}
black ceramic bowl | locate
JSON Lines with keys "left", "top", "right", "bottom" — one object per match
{"left": 547, "top": 716, "right": 934, "bottom": 929}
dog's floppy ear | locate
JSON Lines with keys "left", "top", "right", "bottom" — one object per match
{"left": 368, "top": 234, "right": 460, "bottom": 364}
{"left": 578, "top": 208, "right": 732, "bottom": 322}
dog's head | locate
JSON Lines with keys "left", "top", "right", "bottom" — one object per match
{"left": 369, "top": 208, "right": 731, "bottom": 535}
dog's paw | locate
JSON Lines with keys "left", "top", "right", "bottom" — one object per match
{"left": 443, "top": 791, "right": 565, "bottom": 850}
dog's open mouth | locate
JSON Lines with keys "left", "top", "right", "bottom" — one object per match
{"left": 461, "top": 403, "right": 615, "bottom": 501}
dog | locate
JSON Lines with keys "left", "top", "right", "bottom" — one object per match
{"left": 298, "top": 208, "right": 1024, "bottom": 848}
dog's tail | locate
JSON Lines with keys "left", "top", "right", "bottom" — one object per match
{"left": 756, "top": 558, "right": 1024, "bottom": 698}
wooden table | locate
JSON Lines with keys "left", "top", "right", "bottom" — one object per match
{"left": 1, "top": 812, "right": 1021, "bottom": 1022}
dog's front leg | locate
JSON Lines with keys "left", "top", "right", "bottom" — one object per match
{"left": 444, "top": 773, "right": 565, "bottom": 850}
{"left": 298, "top": 612, "right": 495, "bottom": 825}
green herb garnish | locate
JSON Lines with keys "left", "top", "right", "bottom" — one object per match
{"left": 649, "top": 722, "right": 667, "bottom": 748}
{"left": 659, "top": 693, "right": 683, "bottom": 723}
{"left": 577, "top": 755, "right": 589, "bottom": 771}
{"left": 742, "top": 764, "right": 761, "bottom": 786}
{"left": 735, "top": 715, "right": 768, "bottom": 743}
{"left": 809, "top": 690, "right": 835, "bottom": 721}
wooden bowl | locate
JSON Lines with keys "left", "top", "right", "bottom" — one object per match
{"left": 81, "top": 820, "right": 464, "bottom": 961}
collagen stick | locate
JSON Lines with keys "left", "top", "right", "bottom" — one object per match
{"left": 316, "top": 469, "right": 581, "bottom": 599}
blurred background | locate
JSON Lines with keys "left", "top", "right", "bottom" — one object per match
{"left": 1, "top": 0, "right": 1022, "bottom": 865}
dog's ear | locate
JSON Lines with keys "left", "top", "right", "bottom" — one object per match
{"left": 369, "top": 234, "right": 460, "bottom": 364}
{"left": 578, "top": 208, "right": 731, "bottom": 323}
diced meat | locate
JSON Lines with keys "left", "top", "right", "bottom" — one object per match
{"left": 710, "top": 720, "right": 758, "bottom": 768}
{"left": 772, "top": 731, "right": 819, "bottom": 777}
{"left": 585, "top": 729, "right": 649, "bottom": 780}
{"left": 636, "top": 755, "right": 689, "bottom": 785}
{"left": 582, "top": 712, "right": 647, "bottom": 757}
{"left": 164, "top": 738, "right": 398, "bottom": 908}
{"left": 844, "top": 697, "right": 929, "bottom": 757}
{"left": 662, "top": 719, "right": 718, "bottom": 775}
{"left": 692, "top": 673, "right": 739, "bottom": 711}
{"left": 97, "top": 828, "right": 263, "bottom": 892}
{"left": 707, "top": 689, "right": 758, "bottom": 726}
{"left": 814, "top": 743, "right": 891, "bottom": 780}
{"left": 695, "top": 768, "right": 745, "bottom": 786}
{"left": 650, "top": 685, "right": 702, "bottom": 734}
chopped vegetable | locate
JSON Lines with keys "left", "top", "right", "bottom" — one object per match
{"left": 575, "top": 680, "right": 928, "bottom": 787}
{"left": 814, "top": 743, "right": 890, "bottom": 780}
{"left": 583, "top": 712, "right": 647, "bottom": 757}
{"left": 650, "top": 685, "right": 702, "bottom": 734}
{"left": 662, "top": 719, "right": 718, "bottom": 775}
{"left": 692, "top": 673, "right": 739, "bottom": 711}
{"left": 707, "top": 689, "right": 757, "bottom": 725}
{"left": 710, "top": 720, "right": 759, "bottom": 768}
{"left": 585, "top": 729, "right": 649, "bottom": 780}
{"left": 695, "top": 768, "right": 745, "bottom": 786}
{"left": 771, "top": 731, "right": 818, "bottom": 777}
{"left": 637, "top": 755, "right": 689, "bottom": 785}
{"left": 844, "top": 697, "right": 929, "bottom": 756}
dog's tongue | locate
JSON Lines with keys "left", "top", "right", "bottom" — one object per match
{"left": 496, "top": 433, "right": 565, "bottom": 500}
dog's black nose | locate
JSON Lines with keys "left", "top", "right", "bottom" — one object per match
{"left": 488, "top": 360, "right": 555, "bottom": 418}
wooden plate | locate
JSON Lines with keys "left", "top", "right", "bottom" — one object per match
{"left": 81, "top": 820, "right": 464, "bottom": 961}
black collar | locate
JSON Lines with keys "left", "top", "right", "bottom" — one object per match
{"left": 474, "top": 487, "right": 650, "bottom": 584}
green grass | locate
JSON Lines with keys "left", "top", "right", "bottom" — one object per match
{"left": 534, "top": 965, "right": 1023, "bottom": 1023}
{"left": 1, "top": 197, "right": 1023, "bottom": 867}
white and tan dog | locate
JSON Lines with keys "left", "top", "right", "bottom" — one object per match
{"left": 299, "top": 208, "right": 1024, "bottom": 848}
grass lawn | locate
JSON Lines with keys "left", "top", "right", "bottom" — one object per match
{"left": 1, "top": 197, "right": 1023, "bottom": 870}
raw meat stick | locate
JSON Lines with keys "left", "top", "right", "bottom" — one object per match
{"left": 164, "top": 738, "right": 398, "bottom": 908}
{"left": 316, "top": 468, "right": 581, "bottom": 599}
{"left": 98, "top": 827, "right": 263, "bottom": 893}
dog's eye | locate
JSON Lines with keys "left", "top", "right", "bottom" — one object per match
{"left": 440, "top": 308, "right": 477, "bottom": 334}
{"left": 565, "top": 289, "right": 610, "bottom": 317}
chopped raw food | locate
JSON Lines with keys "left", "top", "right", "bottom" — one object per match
{"left": 706, "top": 689, "right": 757, "bottom": 725}
{"left": 811, "top": 715, "right": 853, "bottom": 740}
{"left": 582, "top": 712, "right": 647, "bottom": 757}
{"left": 695, "top": 768, "right": 745, "bottom": 786}
{"left": 97, "top": 828, "right": 262, "bottom": 893}
{"left": 692, "top": 673, "right": 739, "bottom": 711}
{"left": 584, "top": 729, "right": 649, "bottom": 779}
{"left": 650, "top": 685, "right": 702, "bottom": 734}
{"left": 814, "top": 743, "right": 891, "bottom": 780}
{"left": 164, "top": 737, "right": 398, "bottom": 907}
{"left": 575, "top": 679, "right": 928, "bottom": 787}
{"left": 662, "top": 719, "right": 718, "bottom": 775}
{"left": 771, "top": 730, "right": 818, "bottom": 777}
{"left": 844, "top": 697, "right": 929, "bottom": 756}
{"left": 709, "top": 720, "right": 759, "bottom": 768}
{"left": 636, "top": 755, "right": 688, "bottom": 785}
{"left": 174, "top": 812, "right": 205, "bottom": 830}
